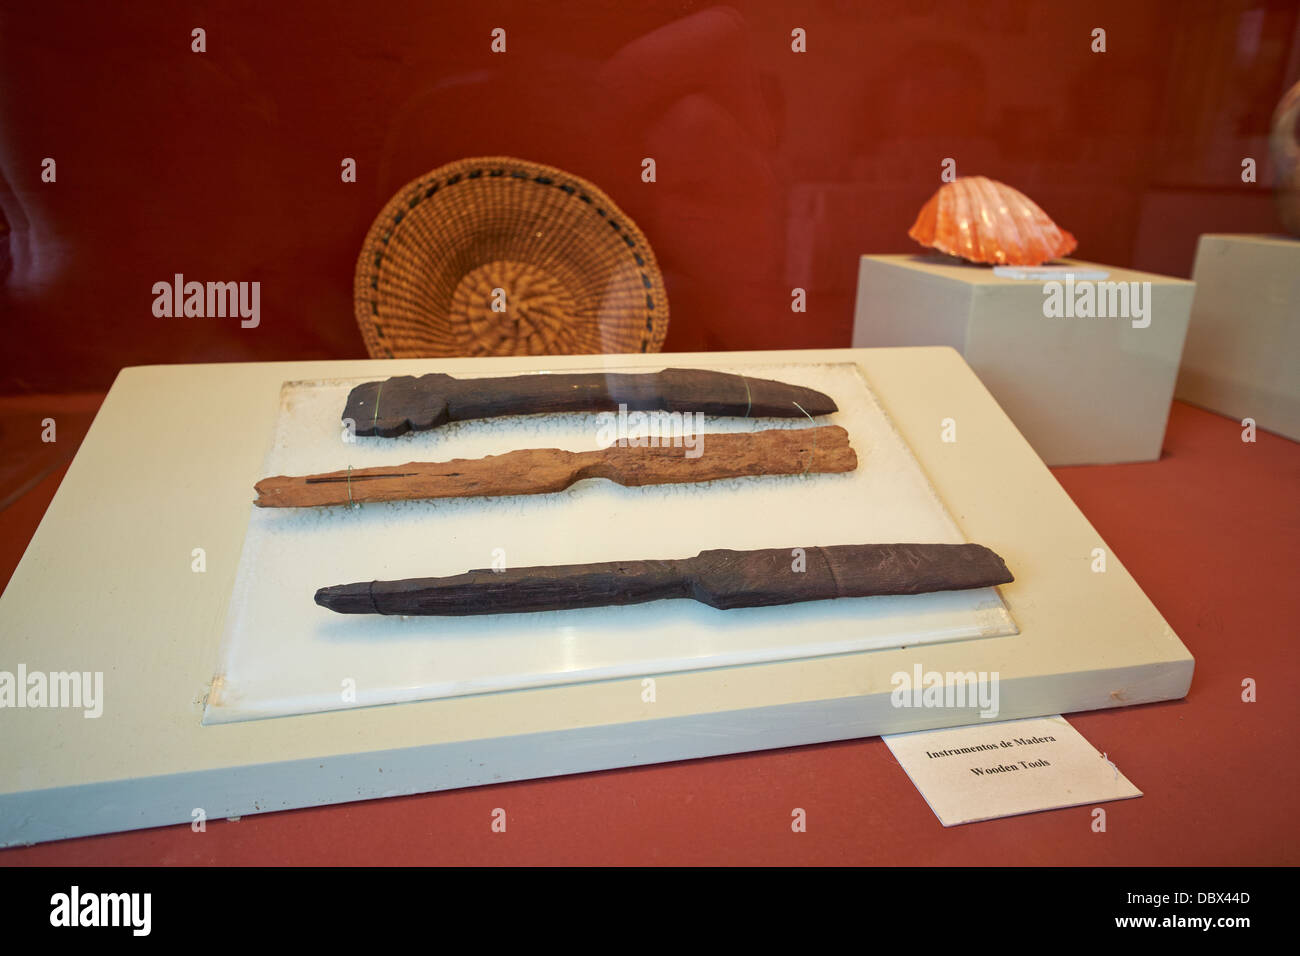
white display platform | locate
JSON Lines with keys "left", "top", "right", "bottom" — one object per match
{"left": 209, "top": 362, "right": 1014, "bottom": 724}
{"left": 1175, "top": 234, "right": 1300, "bottom": 441}
{"left": 851, "top": 255, "right": 1196, "bottom": 465}
{"left": 0, "top": 348, "right": 1194, "bottom": 846}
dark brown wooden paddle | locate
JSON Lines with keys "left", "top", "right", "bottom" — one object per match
{"left": 255, "top": 426, "right": 856, "bottom": 507}
{"left": 315, "top": 543, "right": 1013, "bottom": 616}
{"left": 343, "top": 368, "right": 839, "bottom": 437}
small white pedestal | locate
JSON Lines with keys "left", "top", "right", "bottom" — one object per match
{"left": 851, "top": 255, "right": 1195, "bottom": 465}
{"left": 1175, "top": 234, "right": 1300, "bottom": 441}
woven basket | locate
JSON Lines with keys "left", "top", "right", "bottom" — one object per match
{"left": 353, "top": 156, "right": 669, "bottom": 357}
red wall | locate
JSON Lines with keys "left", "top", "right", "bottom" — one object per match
{"left": 2, "top": 0, "right": 1297, "bottom": 392}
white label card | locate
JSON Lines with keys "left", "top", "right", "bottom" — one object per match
{"left": 882, "top": 715, "right": 1141, "bottom": 827}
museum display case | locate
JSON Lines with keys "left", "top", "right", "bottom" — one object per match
{"left": 0, "top": 1, "right": 1294, "bottom": 880}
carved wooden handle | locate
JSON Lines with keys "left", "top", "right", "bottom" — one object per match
{"left": 255, "top": 426, "right": 857, "bottom": 507}
{"left": 343, "top": 368, "right": 839, "bottom": 437}
{"left": 315, "top": 543, "right": 1014, "bottom": 616}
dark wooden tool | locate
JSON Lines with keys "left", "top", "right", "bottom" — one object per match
{"left": 315, "top": 543, "right": 1013, "bottom": 616}
{"left": 255, "top": 426, "right": 856, "bottom": 508}
{"left": 343, "top": 368, "right": 838, "bottom": 437}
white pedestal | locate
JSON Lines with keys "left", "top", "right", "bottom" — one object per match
{"left": 851, "top": 255, "right": 1195, "bottom": 465}
{"left": 1175, "top": 234, "right": 1300, "bottom": 441}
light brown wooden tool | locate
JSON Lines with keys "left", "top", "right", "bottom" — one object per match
{"left": 254, "top": 426, "right": 856, "bottom": 508}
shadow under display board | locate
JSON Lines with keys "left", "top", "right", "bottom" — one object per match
{"left": 207, "top": 362, "right": 1017, "bottom": 723}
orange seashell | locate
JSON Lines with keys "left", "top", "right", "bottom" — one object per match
{"left": 908, "top": 176, "right": 1078, "bottom": 266}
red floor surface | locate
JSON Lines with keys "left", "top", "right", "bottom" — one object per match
{"left": 0, "top": 398, "right": 1296, "bottom": 865}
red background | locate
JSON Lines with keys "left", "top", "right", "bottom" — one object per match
{"left": 2, "top": 0, "right": 1298, "bottom": 392}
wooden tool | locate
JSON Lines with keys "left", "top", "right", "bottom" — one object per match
{"left": 315, "top": 543, "right": 1014, "bottom": 616}
{"left": 342, "top": 368, "right": 839, "bottom": 437}
{"left": 255, "top": 426, "right": 856, "bottom": 508}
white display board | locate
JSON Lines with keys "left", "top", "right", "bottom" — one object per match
{"left": 207, "top": 362, "right": 1015, "bottom": 723}
{"left": 0, "top": 348, "right": 1194, "bottom": 847}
